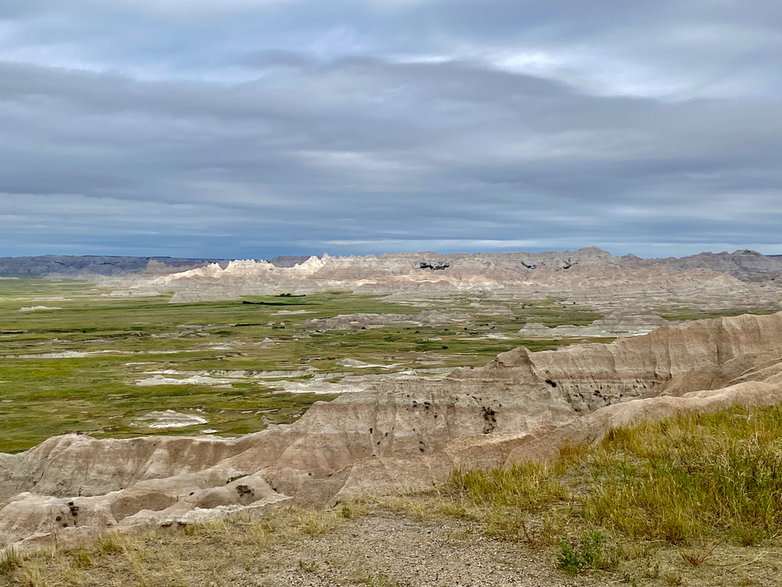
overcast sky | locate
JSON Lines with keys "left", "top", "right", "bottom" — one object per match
{"left": 1, "top": 1, "right": 781, "bottom": 259}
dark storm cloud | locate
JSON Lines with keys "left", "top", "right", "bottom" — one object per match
{"left": 0, "top": 1, "right": 780, "bottom": 257}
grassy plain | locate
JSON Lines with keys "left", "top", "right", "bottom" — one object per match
{"left": 655, "top": 306, "right": 779, "bottom": 321}
{"left": 0, "top": 278, "right": 602, "bottom": 453}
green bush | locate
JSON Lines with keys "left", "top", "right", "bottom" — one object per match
{"left": 558, "top": 531, "right": 617, "bottom": 573}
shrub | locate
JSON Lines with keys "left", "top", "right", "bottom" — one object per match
{"left": 558, "top": 531, "right": 617, "bottom": 573}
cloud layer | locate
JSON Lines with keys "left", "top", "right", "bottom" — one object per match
{"left": 1, "top": 1, "right": 781, "bottom": 257}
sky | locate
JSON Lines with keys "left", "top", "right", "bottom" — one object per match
{"left": 1, "top": 1, "right": 781, "bottom": 259}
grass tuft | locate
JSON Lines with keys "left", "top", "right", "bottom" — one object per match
{"left": 584, "top": 406, "right": 782, "bottom": 544}
{"left": 0, "top": 548, "right": 21, "bottom": 574}
{"left": 95, "top": 532, "right": 129, "bottom": 555}
{"left": 446, "top": 462, "right": 567, "bottom": 512}
{"left": 558, "top": 530, "right": 618, "bottom": 574}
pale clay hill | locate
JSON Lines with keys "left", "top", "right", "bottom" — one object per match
{"left": 107, "top": 249, "right": 782, "bottom": 312}
{"left": 2, "top": 311, "right": 782, "bottom": 552}
{"left": 4, "top": 249, "right": 781, "bottom": 279}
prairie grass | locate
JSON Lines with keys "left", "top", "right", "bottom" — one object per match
{"left": 0, "top": 549, "right": 21, "bottom": 574}
{"left": 584, "top": 407, "right": 782, "bottom": 544}
{"left": 0, "top": 505, "right": 363, "bottom": 586}
{"left": 656, "top": 306, "right": 778, "bottom": 322}
{"left": 0, "top": 278, "right": 606, "bottom": 452}
{"left": 416, "top": 403, "right": 782, "bottom": 584}
{"left": 433, "top": 462, "right": 569, "bottom": 545}
{"left": 360, "top": 409, "right": 776, "bottom": 578}
{"left": 437, "top": 405, "right": 782, "bottom": 549}
{"left": 446, "top": 462, "right": 567, "bottom": 511}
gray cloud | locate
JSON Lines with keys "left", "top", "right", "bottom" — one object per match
{"left": 0, "top": 1, "right": 780, "bottom": 258}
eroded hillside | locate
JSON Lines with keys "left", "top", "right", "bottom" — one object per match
{"left": 2, "top": 311, "right": 782, "bottom": 552}
{"left": 107, "top": 250, "right": 782, "bottom": 317}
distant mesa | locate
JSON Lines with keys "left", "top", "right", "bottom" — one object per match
{"left": 80, "top": 248, "right": 782, "bottom": 310}
{"left": 2, "top": 248, "right": 781, "bottom": 281}
{"left": 0, "top": 255, "right": 232, "bottom": 277}
{"left": 4, "top": 248, "right": 782, "bottom": 318}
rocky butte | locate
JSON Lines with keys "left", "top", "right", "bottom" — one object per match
{"left": 106, "top": 248, "right": 782, "bottom": 313}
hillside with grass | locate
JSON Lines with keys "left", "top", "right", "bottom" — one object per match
{"left": 2, "top": 404, "right": 780, "bottom": 586}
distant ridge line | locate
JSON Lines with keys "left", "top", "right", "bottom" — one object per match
{"left": 1, "top": 250, "right": 781, "bottom": 277}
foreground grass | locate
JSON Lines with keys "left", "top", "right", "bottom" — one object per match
{"left": 444, "top": 406, "right": 782, "bottom": 546}
{"left": 0, "top": 506, "right": 365, "bottom": 587}
{"left": 431, "top": 404, "right": 782, "bottom": 583}
{"left": 586, "top": 408, "right": 782, "bottom": 545}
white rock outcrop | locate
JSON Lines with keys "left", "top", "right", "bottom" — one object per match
{"left": 111, "top": 249, "right": 782, "bottom": 310}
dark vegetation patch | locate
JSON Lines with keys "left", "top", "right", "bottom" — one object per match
{"left": 418, "top": 262, "right": 450, "bottom": 271}
{"left": 656, "top": 306, "right": 778, "bottom": 321}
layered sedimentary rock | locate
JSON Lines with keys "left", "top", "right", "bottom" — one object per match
{"left": 5, "top": 249, "right": 782, "bottom": 281}
{"left": 112, "top": 249, "right": 782, "bottom": 312}
{"left": 654, "top": 249, "right": 782, "bottom": 279}
{"left": 2, "top": 312, "right": 782, "bottom": 551}
{"left": 506, "top": 312, "right": 782, "bottom": 411}
{"left": 518, "top": 309, "right": 668, "bottom": 338}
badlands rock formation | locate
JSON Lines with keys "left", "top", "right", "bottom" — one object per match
{"left": 303, "top": 310, "right": 472, "bottom": 331}
{"left": 4, "top": 249, "right": 781, "bottom": 281}
{"left": 654, "top": 249, "right": 782, "bottom": 279}
{"left": 113, "top": 249, "right": 782, "bottom": 312}
{"left": 517, "top": 309, "right": 668, "bottom": 338}
{"left": 3, "top": 312, "right": 782, "bottom": 551}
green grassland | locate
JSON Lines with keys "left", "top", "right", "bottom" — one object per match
{"left": 655, "top": 306, "right": 779, "bottom": 321}
{"left": 0, "top": 279, "right": 605, "bottom": 453}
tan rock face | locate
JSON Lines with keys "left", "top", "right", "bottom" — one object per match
{"left": 518, "top": 309, "right": 668, "bottom": 338}
{"left": 111, "top": 249, "right": 782, "bottom": 310}
{"left": 524, "top": 312, "right": 782, "bottom": 411}
{"left": 2, "top": 312, "right": 782, "bottom": 551}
